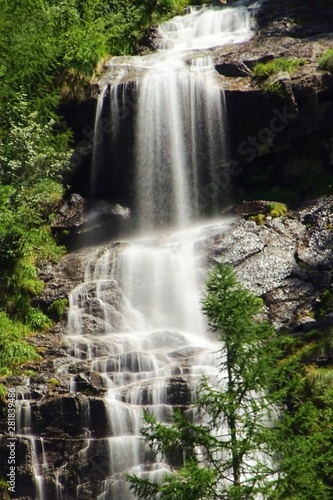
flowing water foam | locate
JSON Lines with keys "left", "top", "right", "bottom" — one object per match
{"left": 60, "top": 3, "right": 256, "bottom": 498}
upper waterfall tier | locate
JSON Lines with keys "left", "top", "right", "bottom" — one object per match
{"left": 101, "top": 2, "right": 257, "bottom": 77}
{"left": 157, "top": 3, "right": 256, "bottom": 51}
{"left": 93, "top": 2, "right": 257, "bottom": 232}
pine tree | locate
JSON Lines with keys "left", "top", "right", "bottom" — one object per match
{"left": 127, "top": 262, "right": 287, "bottom": 499}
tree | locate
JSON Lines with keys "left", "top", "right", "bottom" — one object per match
{"left": 127, "top": 262, "right": 287, "bottom": 499}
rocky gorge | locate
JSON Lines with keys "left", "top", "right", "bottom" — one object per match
{"left": 1, "top": 0, "right": 333, "bottom": 498}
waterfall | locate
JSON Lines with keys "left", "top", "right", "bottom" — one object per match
{"left": 15, "top": 385, "right": 48, "bottom": 499}
{"left": 53, "top": 2, "right": 257, "bottom": 498}
{"left": 134, "top": 56, "right": 227, "bottom": 230}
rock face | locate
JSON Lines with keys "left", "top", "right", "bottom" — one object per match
{"left": 2, "top": 196, "right": 333, "bottom": 499}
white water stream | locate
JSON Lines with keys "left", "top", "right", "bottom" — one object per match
{"left": 61, "top": 3, "right": 257, "bottom": 499}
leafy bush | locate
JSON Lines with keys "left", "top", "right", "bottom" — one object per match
{"left": 24, "top": 309, "right": 52, "bottom": 331}
{"left": 318, "top": 48, "right": 333, "bottom": 74}
{"left": 253, "top": 57, "right": 306, "bottom": 80}
{"left": 0, "top": 312, "right": 40, "bottom": 376}
{"left": 0, "top": 93, "right": 71, "bottom": 187}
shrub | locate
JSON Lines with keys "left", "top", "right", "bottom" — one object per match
{"left": 24, "top": 309, "right": 52, "bottom": 331}
{"left": 48, "top": 298, "right": 69, "bottom": 321}
{"left": 318, "top": 48, "right": 333, "bottom": 74}
{"left": 0, "top": 312, "right": 40, "bottom": 375}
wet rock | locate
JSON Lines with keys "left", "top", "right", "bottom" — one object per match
{"left": 0, "top": 437, "right": 35, "bottom": 499}
{"left": 71, "top": 373, "right": 105, "bottom": 396}
{"left": 4, "top": 194, "right": 333, "bottom": 498}
{"left": 52, "top": 194, "right": 131, "bottom": 249}
{"left": 167, "top": 377, "right": 192, "bottom": 406}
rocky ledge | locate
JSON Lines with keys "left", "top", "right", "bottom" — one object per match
{"left": 32, "top": 195, "right": 333, "bottom": 378}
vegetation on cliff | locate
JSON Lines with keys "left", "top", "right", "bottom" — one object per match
{"left": 318, "top": 47, "right": 333, "bottom": 74}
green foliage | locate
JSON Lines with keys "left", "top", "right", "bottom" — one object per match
{"left": 318, "top": 289, "right": 333, "bottom": 317}
{"left": 47, "top": 378, "right": 60, "bottom": 387}
{"left": 263, "top": 80, "right": 287, "bottom": 97}
{"left": 0, "top": 92, "right": 68, "bottom": 326}
{"left": 253, "top": 57, "right": 306, "bottom": 80}
{"left": 268, "top": 201, "right": 288, "bottom": 218}
{"left": 318, "top": 48, "right": 333, "bottom": 74}
{"left": 128, "top": 457, "right": 216, "bottom": 500}
{"left": 0, "top": 384, "right": 7, "bottom": 399}
{"left": 249, "top": 213, "right": 265, "bottom": 225}
{"left": 0, "top": 92, "right": 71, "bottom": 186}
{"left": 0, "top": 0, "right": 193, "bottom": 107}
{"left": 48, "top": 298, "right": 69, "bottom": 321}
{"left": 0, "top": 479, "right": 10, "bottom": 498}
{"left": 0, "top": 312, "right": 40, "bottom": 376}
{"left": 25, "top": 309, "right": 52, "bottom": 331}
{"left": 269, "top": 330, "right": 333, "bottom": 498}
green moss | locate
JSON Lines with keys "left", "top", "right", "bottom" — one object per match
{"left": 253, "top": 57, "right": 306, "bottom": 80}
{"left": 268, "top": 202, "right": 288, "bottom": 218}
{"left": 47, "top": 378, "right": 60, "bottom": 387}
{"left": 248, "top": 201, "right": 288, "bottom": 225}
{"left": 249, "top": 213, "right": 265, "bottom": 225}
{"left": 264, "top": 80, "right": 287, "bottom": 97}
{"left": 318, "top": 48, "right": 333, "bottom": 74}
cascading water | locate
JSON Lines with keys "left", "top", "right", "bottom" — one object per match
{"left": 54, "top": 2, "right": 257, "bottom": 499}
{"left": 134, "top": 56, "right": 227, "bottom": 229}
